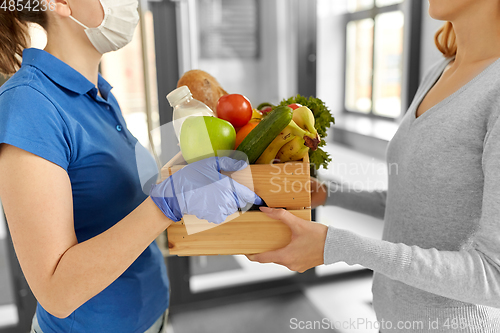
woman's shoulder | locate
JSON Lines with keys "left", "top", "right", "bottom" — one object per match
{"left": 0, "top": 66, "right": 62, "bottom": 120}
{"left": 1, "top": 65, "right": 56, "bottom": 106}
{"left": 482, "top": 59, "right": 500, "bottom": 133}
{"left": 0, "top": 67, "right": 72, "bottom": 170}
{"left": 480, "top": 57, "right": 500, "bottom": 88}
{"left": 420, "top": 56, "right": 454, "bottom": 84}
{"left": 0, "top": 65, "right": 69, "bottom": 138}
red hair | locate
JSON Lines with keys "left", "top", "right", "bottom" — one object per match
{"left": 434, "top": 22, "right": 457, "bottom": 58}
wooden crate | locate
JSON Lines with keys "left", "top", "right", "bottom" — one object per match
{"left": 162, "top": 152, "right": 311, "bottom": 256}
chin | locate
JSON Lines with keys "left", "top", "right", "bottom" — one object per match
{"left": 428, "top": 0, "right": 453, "bottom": 20}
{"left": 428, "top": 0, "right": 479, "bottom": 21}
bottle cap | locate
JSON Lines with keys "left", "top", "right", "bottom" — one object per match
{"left": 167, "top": 86, "right": 192, "bottom": 107}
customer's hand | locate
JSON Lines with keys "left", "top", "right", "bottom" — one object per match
{"left": 310, "top": 177, "right": 327, "bottom": 208}
{"left": 150, "top": 156, "right": 263, "bottom": 224}
{"left": 246, "top": 207, "right": 328, "bottom": 273}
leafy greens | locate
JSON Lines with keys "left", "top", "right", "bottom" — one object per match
{"left": 275, "top": 95, "right": 335, "bottom": 170}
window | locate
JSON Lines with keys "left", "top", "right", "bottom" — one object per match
{"left": 198, "top": 0, "right": 260, "bottom": 59}
{"left": 344, "top": 0, "right": 405, "bottom": 119}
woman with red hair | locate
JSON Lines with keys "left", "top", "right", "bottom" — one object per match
{"left": 250, "top": 2, "right": 500, "bottom": 332}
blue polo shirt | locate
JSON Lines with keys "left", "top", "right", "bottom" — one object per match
{"left": 0, "top": 48, "right": 169, "bottom": 332}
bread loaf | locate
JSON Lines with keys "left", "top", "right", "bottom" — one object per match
{"left": 177, "top": 70, "right": 228, "bottom": 113}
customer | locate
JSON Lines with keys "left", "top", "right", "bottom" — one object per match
{"left": 248, "top": 1, "right": 500, "bottom": 332}
{"left": 0, "top": 1, "right": 260, "bottom": 332}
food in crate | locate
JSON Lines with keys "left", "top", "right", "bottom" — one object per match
{"left": 164, "top": 70, "right": 335, "bottom": 256}
{"left": 175, "top": 69, "right": 334, "bottom": 168}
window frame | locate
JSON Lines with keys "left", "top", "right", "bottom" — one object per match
{"left": 341, "top": 1, "right": 421, "bottom": 122}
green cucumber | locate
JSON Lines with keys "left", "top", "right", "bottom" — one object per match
{"left": 237, "top": 106, "right": 293, "bottom": 163}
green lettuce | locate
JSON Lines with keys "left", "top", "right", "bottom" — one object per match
{"left": 275, "top": 95, "right": 335, "bottom": 170}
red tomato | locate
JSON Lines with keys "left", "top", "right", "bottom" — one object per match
{"left": 217, "top": 94, "right": 253, "bottom": 128}
{"left": 288, "top": 103, "right": 303, "bottom": 110}
{"left": 260, "top": 106, "right": 273, "bottom": 115}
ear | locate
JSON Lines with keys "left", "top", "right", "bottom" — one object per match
{"left": 48, "top": 0, "right": 71, "bottom": 18}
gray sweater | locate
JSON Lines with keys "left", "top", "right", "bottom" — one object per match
{"left": 324, "top": 56, "right": 500, "bottom": 332}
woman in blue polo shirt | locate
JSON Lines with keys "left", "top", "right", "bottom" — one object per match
{"left": 0, "top": 1, "right": 260, "bottom": 332}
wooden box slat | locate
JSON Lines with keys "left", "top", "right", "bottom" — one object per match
{"left": 167, "top": 210, "right": 310, "bottom": 256}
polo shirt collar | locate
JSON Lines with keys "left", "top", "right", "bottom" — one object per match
{"left": 22, "top": 48, "right": 113, "bottom": 99}
{"left": 97, "top": 74, "right": 113, "bottom": 101}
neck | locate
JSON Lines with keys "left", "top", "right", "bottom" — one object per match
{"left": 451, "top": 4, "right": 500, "bottom": 66}
{"left": 44, "top": 28, "right": 102, "bottom": 87}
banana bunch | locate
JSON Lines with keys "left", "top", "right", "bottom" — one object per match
{"left": 256, "top": 106, "right": 320, "bottom": 164}
{"left": 276, "top": 136, "right": 309, "bottom": 163}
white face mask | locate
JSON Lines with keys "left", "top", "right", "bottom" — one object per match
{"left": 69, "top": 0, "right": 140, "bottom": 54}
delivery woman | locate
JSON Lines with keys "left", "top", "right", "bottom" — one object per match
{"left": 0, "top": 1, "right": 260, "bottom": 332}
{"left": 249, "top": 1, "right": 500, "bottom": 332}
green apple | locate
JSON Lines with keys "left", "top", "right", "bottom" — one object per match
{"left": 180, "top": 116, "right": 236, "bottom": 164}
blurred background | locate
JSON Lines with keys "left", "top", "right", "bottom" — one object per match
{"left": 0, "top": 0, "right": 446, "bottom": 332}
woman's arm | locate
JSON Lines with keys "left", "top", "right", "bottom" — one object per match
{"left": 311, "top": 177, "right": 387, "bottom": 219}
{"left": 252, "top": 116, "right": 500, "bottom": 308}
{"left": 323, "top": 115, "right": 500, "bottom": 308}
{"left": 326, "top": 182, "right": 387, "bottom": 219}
{"left": 0, "top": 144, "right": 173, "bottom": 318}
{"left": 310, "top": 177, "right": 327, "bottom": 209}
{"left": 250, "top": 207, "right": 500, "bottom": 308}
